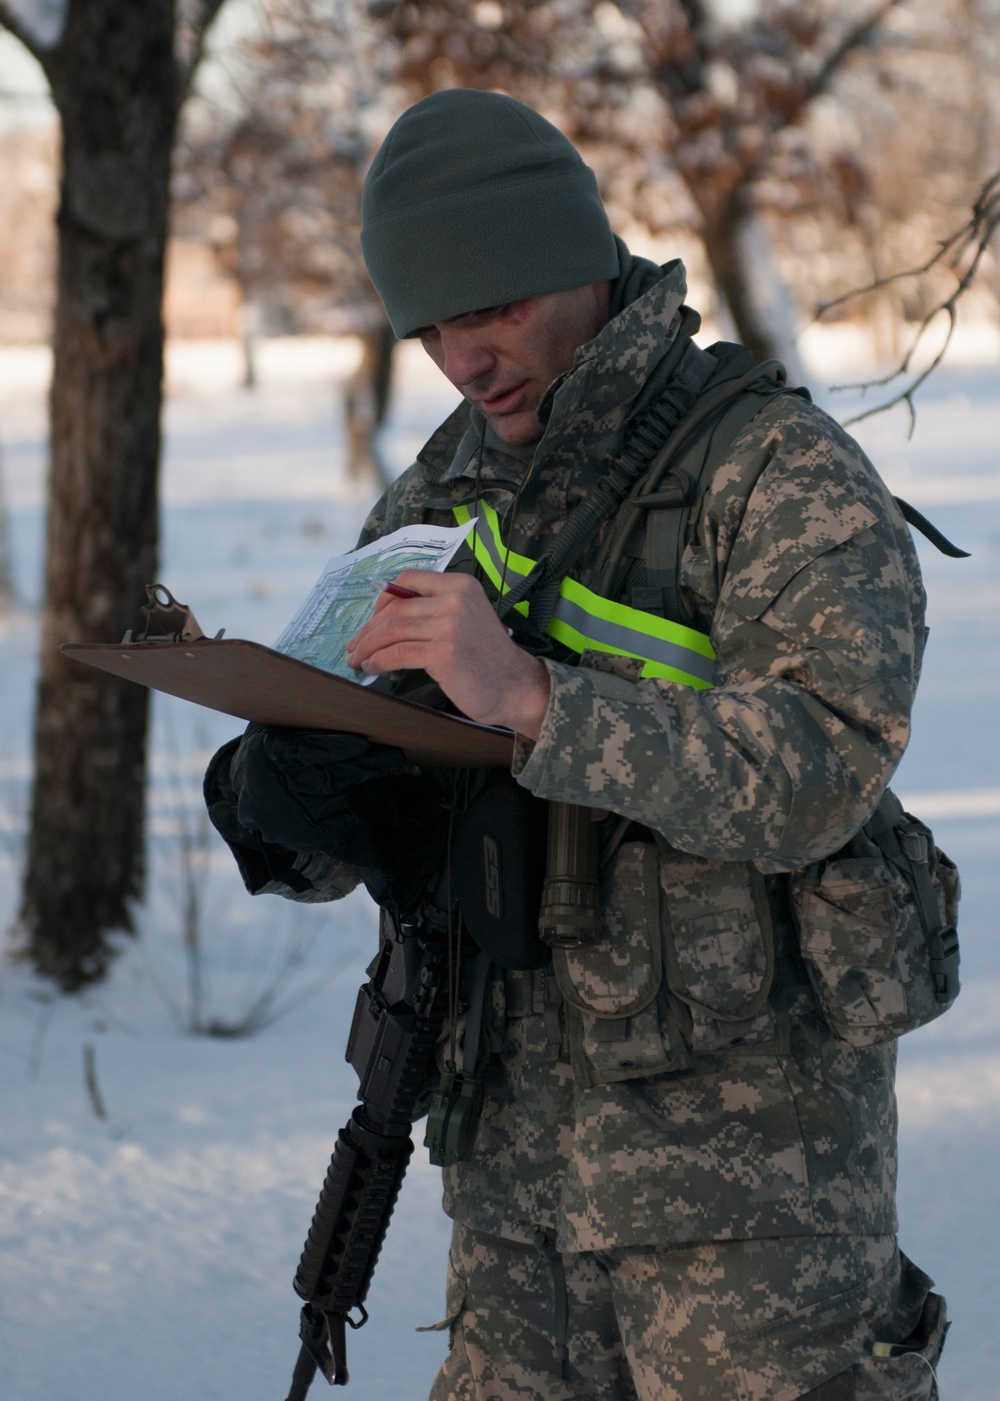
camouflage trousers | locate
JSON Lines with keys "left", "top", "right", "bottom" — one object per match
{"left": 427, "top": 1224, "right": 947, "bottom": 1401}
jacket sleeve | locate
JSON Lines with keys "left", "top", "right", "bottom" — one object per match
{"left": 513, "top": 402, "right": 927, "bottom": 869}
{"left": 237, "top": 849, "right": 365, "bottom": 903}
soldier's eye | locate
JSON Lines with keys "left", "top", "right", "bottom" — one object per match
{"left": 462, "top": 304, "right": 509, "bottom": 325}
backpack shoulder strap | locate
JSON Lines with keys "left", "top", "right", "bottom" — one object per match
{"left": 596, "top": 352, "right": 804, "bottom": 619}
{"left": 641, "top": 380, "right": 795, "bottom": 622}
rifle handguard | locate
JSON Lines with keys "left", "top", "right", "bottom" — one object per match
{"left": 283, "top": 920, "right": 448, "bottom": 1396}
{"left": 294, "top": 1109, "right": 413, "bottom": 1314}
{"left": 285, "top": 1109, "right": 413, "bottom": 1390}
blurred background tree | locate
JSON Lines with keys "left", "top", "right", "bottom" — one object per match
{"left": 0, "top": 0, "right": 230, "bottom": 988}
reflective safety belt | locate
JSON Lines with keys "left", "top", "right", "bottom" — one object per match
{"left": 454, "top": 501, "right": 715, "bottom": 689}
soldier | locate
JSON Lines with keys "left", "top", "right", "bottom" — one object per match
{"left": 206, "top": 90, "right": 955, "bottom": 1399}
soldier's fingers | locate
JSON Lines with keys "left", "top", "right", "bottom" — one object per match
{"left": 349, "top": 588, "right": 489, "bottom": 654}
{"left": 368, "top": 591, "right": 468, "bottom": 625}
{"left": 391, "top": 569, "right": 483, "bottom": 598}
{"left": 346, "top": 611, "right": 443, "bottom": 666}
{"left": 355, "top": 639, "right": 440, "bottom": 676}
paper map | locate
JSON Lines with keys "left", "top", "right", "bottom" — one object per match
{"left": 272, "top": 519, "right": 476, "bottom": 682}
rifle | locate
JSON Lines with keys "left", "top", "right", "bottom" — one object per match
{"left": 283, "top": 900, "right": 450, "bottom": 1398}
{"left": 281, "top": 784, "right": 602, "bottom": 1398}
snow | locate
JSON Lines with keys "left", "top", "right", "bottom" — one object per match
{"left": 0, "top": 334, "right": 998, "bottom": 1399}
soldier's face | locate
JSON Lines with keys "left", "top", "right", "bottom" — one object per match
{"left": 416, "top": 282, "right": 612, "bottom": 445}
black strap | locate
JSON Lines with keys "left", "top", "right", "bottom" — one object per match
{"left": 894, "top": 496, "right": 970, "bottom": 558}
{"left": 643, "top": 505, "right": 687, "bottom": 623}
{"left": 864, "top": 792, "right": 960, "bottom": 1006}
{"left": 459, "top": 953, "right": 491, "bottom": 1075}
{"left": 593, "top": 358, "right": 794, "bottom": 602}
{"left": 533, "top": 1229, "right": 571, "bottom": 1382}
{"left": 497, "top": 336, "right": 716, "bottom": 635}
{"left": 637, "top": 379, "right": 789, "bottom": 623}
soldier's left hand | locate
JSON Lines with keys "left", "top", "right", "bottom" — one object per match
{"left": 345, "top": 570, "right": 550, "bottom": 738}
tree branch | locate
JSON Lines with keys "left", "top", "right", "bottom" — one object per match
{"left": 610, "top": 0, "right": 707, "bottom": 98}
{"left": 675, "top": 0, "right": 711, "bottom": 90}
{"left": 805, "top": 0, "right": 906, "bottom": 102}
{"left": 824, "top": 168, "right": 1000, "bottom": 433}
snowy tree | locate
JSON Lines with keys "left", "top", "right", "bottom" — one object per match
{"left": 816, "top": 166, "right": 1000, "bottom": 427}
{"left": 599, "top": 0, "right": 917, "bottom": 363}
{"left": 0, "top": 0, "right": 229, "bottom": 988}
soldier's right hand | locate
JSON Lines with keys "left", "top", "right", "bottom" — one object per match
{"left": 345, "top": 570, "right": 551, "bottom": 737}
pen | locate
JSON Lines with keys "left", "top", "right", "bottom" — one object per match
{"left": 368, "top": 574, "right": 422, "bottom": 599}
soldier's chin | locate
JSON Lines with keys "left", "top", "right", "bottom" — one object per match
{"left": 485, "top": 406, "right": 544, "bottom": 446}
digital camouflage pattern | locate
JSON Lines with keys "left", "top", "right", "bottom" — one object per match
{"left": 316, "top": 260, "right": 925, "bottom": 1256}
{"left": 246, "top": 258, "right": 943, "bottom": 1384}
{"left": 791, "top": 795, "right": 961, "bottom": 1048}
{"left": 426, "top": 1224, "right": 944, "bottom": 1401}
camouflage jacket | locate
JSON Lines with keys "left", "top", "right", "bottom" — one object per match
{"left": 278, "top": 262, "right": 927, "bottom": 1252}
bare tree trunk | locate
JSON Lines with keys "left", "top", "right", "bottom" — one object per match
{"left": 344, "top": 322, "right": 395, "bottom": 490}
{"left": 240, "top": 300, "right": 259, "bottom": 391}
{"left": 19, "top": 0, "right": 179, "bottom": 988}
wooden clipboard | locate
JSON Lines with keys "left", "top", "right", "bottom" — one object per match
{"left": 60, "top": 639, "right": 515, "bottom": 769}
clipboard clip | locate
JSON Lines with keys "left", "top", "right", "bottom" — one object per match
{"left": 121, "top": 584, "right": 224, "bottom": 644}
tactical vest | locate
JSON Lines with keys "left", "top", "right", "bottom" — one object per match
{"left": 451, "top": 343, "right": 961, "bottom": 1080}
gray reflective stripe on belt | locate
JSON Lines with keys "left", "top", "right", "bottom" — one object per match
{"left": 467, "top": 508, "right": 714, "bottom": 683}
{"left": 550, "top": 593, "right": 715, "bottom": 684}
{"left": 475, "top": 517, "right": 521, "bottom": 583}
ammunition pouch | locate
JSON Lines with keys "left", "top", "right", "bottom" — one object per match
{"left": 554, "top": 786, "right": 962, "bottom": 1086}
{"left": 555, "top": 841, "right": 785, "bottom": 1087}
{"left": 791, "top": 789, "right": 960, "bottom": 1046}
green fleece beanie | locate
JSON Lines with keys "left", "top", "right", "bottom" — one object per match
{"left": 361, "top": 89, "right": 620, "bottom": 338}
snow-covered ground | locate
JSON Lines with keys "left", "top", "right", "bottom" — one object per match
{"left": 0, "top": 333, "right": 997, "bottom": 1400}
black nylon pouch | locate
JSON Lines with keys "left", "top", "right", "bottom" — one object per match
{"left": 450, "top": 771, "right": 549, "bottom": 970}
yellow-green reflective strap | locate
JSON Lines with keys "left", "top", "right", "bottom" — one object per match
{"left": 454, "top": 502, "right": 715, "bottom": 690}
